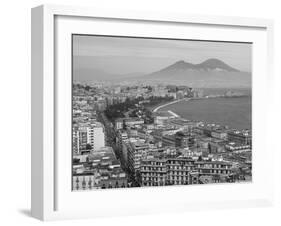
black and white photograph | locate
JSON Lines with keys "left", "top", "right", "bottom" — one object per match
{"left": 72, "top": 35, "right": 252, "bottom": 190}
{"left": 1, "top": 0, "right": 280, "bottom": 223}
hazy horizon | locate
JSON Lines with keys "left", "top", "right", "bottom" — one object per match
{"left": 73, "top": 35, "right": 252, "bottom": 76}
{"left": 73, "top": 35, "right": 252, "bottom": 89}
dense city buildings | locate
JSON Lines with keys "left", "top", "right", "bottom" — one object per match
{"left": 227, "top": 130, "right": 252, "bottom": 145}
{"left": 73, "top": 147, "right": 127, "bottom": 190}
{"left": 72, "top": 82, "right": 252, "bottom": 190}
{"left": 73, "top": 122, "right": 105, "bottom": 154}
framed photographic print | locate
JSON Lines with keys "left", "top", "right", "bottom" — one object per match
{"left": 31, "top": 4, "right": 274, "bottom": 221}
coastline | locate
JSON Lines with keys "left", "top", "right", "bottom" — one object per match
{"left": 152, "top": 98, "right": 190, "bottom": 113}
{"left": 167, "top": 110, "right": 180, "bottom": 118}
{"left": 159, "top": 96, "right": 251, "bottom": 130}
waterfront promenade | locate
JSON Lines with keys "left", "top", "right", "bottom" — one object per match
{"left": 152, "top": 98, "right": 190, "bottom": 113}
{"left": 167, "top": 110, "right": 180, "bottom": 118}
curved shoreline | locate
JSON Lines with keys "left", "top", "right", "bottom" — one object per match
{"left": 160, "top": 96, "right": 251, "bottom": 130}
{"left": 152, "top": 98, "right": 190, "bottom": 113}
{"left": 167, "top": 110, "right": 180, "bottom": 118}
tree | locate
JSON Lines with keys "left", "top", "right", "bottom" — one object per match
{"left": 86, "top": 143, "right": 92, "bottom": 150}
{"left": 73, "top": 158, "right": 80, "bottom": 164}
{"left": 208, "top": 143, "right": 212, "bottom": 153}
{"left": 85, "top": 85, "right": 91, "bottom": 91}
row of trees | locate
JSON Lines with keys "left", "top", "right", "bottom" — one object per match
{"left": 104, "top": 97, "right": 143, "bottom": 121}
{"left": 104, "top": 95, "right": 174, "bottom": 122}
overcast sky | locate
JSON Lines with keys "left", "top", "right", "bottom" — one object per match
{"left": 73, "top": 35, "right": 252, "bottom": 75}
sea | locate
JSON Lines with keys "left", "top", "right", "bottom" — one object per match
{"left": 162, "top": 89, "right": 252, "bottom": 130}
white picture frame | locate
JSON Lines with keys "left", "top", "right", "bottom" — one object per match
{"left": 31, "top": 4, "right": 274, "bottom": 221}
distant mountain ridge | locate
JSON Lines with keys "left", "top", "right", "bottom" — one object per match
{"left": 135, "top": 58, "right": 251, "bottom": 88}
{"left": 74, "top": 58, "right": 251, "bottom": 88}
{"left": 162, "top": 58, "right": 240, "bottom": 72}
{"left": 199, "top": 58, "right": 239, "bottom": 72}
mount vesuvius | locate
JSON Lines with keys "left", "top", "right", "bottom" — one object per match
{"left": 134, "top": 58, "right": 251, "bottom": 88}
